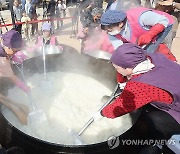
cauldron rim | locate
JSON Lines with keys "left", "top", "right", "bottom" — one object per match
{"left": 1, "top": 107, "right": 141, "bottom": 148}
{"left": 1, "top": 108, "right": 141, "bottom": 148}
{"left": 0, "top": 112, "right": 110, "bottom": 147}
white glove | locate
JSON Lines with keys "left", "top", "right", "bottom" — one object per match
{"left": 93, "top": 111, "right": 103, "bottom": 121}
{"left": 0, "top": 57, "right": 14, "bottom": 77}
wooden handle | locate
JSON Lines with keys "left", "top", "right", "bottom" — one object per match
{"left": 0, "top": 94, "right": 29, "bottom": 114}
{"left": 0, "top": 94, "right": 28, "bottom": 125}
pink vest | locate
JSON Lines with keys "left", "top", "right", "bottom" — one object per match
{"left": 27, "top": 36, "right": 64, "bottom": 53}
{"left": 37, "top": 36, "right": 56, "bottom": 46}
{"left": 100, "top": 31, "right": 115, "bottom": 53}
{"left": 83, "top": 28, "right": 114, "bottom": 53}
{"left": 126, "top": 7, "right": 175, "bottom": 43}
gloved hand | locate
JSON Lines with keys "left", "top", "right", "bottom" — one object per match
{"left": 138, "top": 24, "right": 165, "bottom": 46}
{"left": 93, "top": 111, "right": 103, "bottom": 121}
{"left": 16, "top": 81, "right": 30, "bottom": 93}
{"left": 12, "top": 51, "right": 27, "bottom": 64}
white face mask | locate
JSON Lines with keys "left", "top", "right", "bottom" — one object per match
{"left": 108, "top": 30, "right": 121, "bottom": 36}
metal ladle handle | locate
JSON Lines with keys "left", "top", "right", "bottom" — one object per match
{"left": 15, "top": 63, "right": 36, "bottom": 111}
{"left": 42, "top": 44, "right": 47, "bottom": 80}
{"left": 78, "top": 84, "right": 120, "bottom": 136}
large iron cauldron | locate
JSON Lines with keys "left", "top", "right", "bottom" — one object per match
{"left": 0, "top": 45, "right": 141, "bottom": 154}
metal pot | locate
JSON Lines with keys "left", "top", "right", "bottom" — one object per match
{"left": 22, "top": 45, "right": 63, "bottom": 59}
{"left": 83, "top": 50, "right": 112, "bottom": 60}
{"left": 0, "top": 45, "right": 141, "bottom": 154}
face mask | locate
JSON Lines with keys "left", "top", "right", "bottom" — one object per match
{"left": 108, "top": 30, "right": 121, "bottom": 36}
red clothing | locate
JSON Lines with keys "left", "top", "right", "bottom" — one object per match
{"left": 157, "top": 43, "right": 176, "bottom": 62}
{"left": 117, "top": 72, "right": 127, "bottom": 83}
{"left": 102, "top": 75, "right": 173, "bottom": 119}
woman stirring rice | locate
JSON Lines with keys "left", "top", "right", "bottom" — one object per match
{"left": 0, "top": 30, "right": 30, "bottom": 93}
{"left": 99, "top": 43, "right": 180, "bottom": 151}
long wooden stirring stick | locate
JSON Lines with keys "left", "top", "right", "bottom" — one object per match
{"left": 0, "top": 94, "right": 29, "bottom": 125}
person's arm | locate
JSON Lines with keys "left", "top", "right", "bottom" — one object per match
{"left": 0, "top": 57, "right": 29, "bottom": 93}
{"left": 9, "top": 75, "right": 21, "bottom": 85}
{"left": 9, "top": 75, "right": 30, "bottom": 93}
{"left": 101, "top": 81, "right": 173, "bottom": 118}
{"left": 27, "top": 17, "right": 31, "bottom": 22}
{"left": 83, "top": 38, "right": 102, "bottom": 51}
{"left": 140, "top": 10, "right": 169, "bottom": 28}
{"left": 138, "top": 11, "right": 169, "bottom": 46}
{"left": 0, "top": 57, "right": 14, "bottom": 77}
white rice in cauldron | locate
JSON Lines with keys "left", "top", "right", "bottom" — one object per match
{"left": 2, "top": 72, "right": 134, "bottom": 145}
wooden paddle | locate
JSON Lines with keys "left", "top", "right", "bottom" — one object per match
{"left": 0, "top": 94, "right": 29, "bottom": 125}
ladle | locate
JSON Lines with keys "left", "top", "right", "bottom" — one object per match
{"left": 15, "top": 64, "right": 47, "bottom": 124}
{"left": 78, "top": 84, "right": 120, "bottom": 136}
{"left": 70, "top": 84, "right": 120, "bottom": 144}
{"left": 40, "top": 44, "right": 53, "bottom": 93}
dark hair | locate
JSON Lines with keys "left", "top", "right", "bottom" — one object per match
{"left": 155, "top": 4, "right": 174, "bottom": 14}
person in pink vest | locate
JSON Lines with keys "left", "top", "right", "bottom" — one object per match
{"left": 76, "top": 7, "right": 114, "bottom": 53}
{"left": 100, "top": 7, "right": 176, "bottom": 61}
{"left": 76, "top": 24, "right": 114, "bottom": 53}
{"left": 28, "top": 22, "right": 63, "bottom": 52}
{"left": 0, "top": 30, "right": 30, "bottom": 93}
